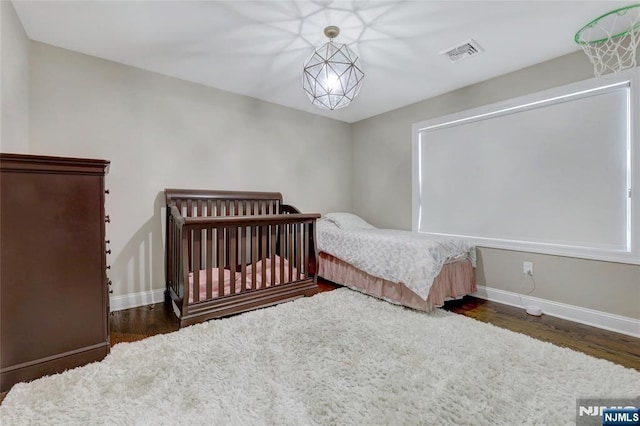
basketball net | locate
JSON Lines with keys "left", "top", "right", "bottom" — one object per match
{"left": 575, "top": 5, "right": 640, "bottom": 78}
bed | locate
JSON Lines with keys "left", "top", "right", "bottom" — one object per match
{"left": 317, "top": 213, "right": 476, "bottom": 312}
{"left": 165, "top": 189, "right": 320, "bottom": 327}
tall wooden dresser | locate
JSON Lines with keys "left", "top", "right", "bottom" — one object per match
{"left": 0, "top": 153, "right": 111, "bottom": 393}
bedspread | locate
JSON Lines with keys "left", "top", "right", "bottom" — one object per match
{"left": 316, "top": 220, "right": 475, "bottom": 300}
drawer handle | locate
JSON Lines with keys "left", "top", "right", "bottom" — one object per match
{"left": 108, "top": 280, "right": 112, "bottom": 286}
{"left": 106, "top": 265, "right": 111, "bottom": 270}
{"left": 105, "top": 240, "right": 110, "bottom": 244}
{"left": 105, "top": 189, "right": 110, "bottom": 194}
{"left": 106, "top": 249, "right": 111, "bottom": 255}
{"left": 105, "top": 215, "right": 110, "bottom": 223}
{"left": 109, "top": 289, "right": 113, "bottom": 294}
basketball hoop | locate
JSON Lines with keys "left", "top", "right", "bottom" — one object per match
{"left": 575, "top": 4, "right": 640, "bottom": 77}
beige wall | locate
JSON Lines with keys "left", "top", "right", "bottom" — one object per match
{"left": 352, "top": 52, "right": 640, "bottom": 320}
{"left": 1, "top": 0, "right": 29, "bottom": 153}
{"left": 29, "top": 42, "right": 352, "bottom": 298}
{"left": 22, "top": 37, "right": 640, "bottom": 319}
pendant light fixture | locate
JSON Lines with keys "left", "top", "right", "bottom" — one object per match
{"left": 302, "top": 26, "right": 365, "bottom": 110}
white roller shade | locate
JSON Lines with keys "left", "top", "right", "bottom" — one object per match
{"left": 412, "top": 71, "right": 639, "bottom": 264}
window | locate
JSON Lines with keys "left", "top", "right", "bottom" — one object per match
{"left": 412, "top": 70, "right": 639, "bottom": 264}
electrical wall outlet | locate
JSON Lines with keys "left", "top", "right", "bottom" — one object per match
{"left": 523, "top": 261, "right": 533, "bottom": 276}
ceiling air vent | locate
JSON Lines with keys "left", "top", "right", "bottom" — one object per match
{"left": 443, "top": 39, "right": 484, "bottom": 63}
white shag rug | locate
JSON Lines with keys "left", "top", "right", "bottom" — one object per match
{"left": 1, "top": 289, "right": 638, "bottom": 425}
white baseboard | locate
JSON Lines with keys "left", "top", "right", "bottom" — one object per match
{"left": 110, "top": 287, "right": 639, "bottom": 338}
{"left": 110, "top": 289, "right": 166, "bottom": 312}
{"left": 472, "top": 286, "right": 640, "bottom": 339}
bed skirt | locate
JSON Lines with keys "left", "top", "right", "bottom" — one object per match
{"left": 318, "top": 252, "right": 476, "bottom": 312}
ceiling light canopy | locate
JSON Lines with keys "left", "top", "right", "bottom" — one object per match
{"left": 302, "top": 26, "right": 364, "bottom": 111}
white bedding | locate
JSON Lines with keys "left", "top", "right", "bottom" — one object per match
{"left": 316, "top": 219, "right": 475, "bottom": 300}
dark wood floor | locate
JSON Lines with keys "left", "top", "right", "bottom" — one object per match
{"left": 1, "top": 281, "right": 636, "bottom": 406}
{"left": 110, "top": 280, "right": 640, "bottom": 371}
{"left": 108, "top": 280, "right": 339, "bottom": 345}
{"left": 1, "top": 281, "right": 636, "bottom": 404}
{"left": 443, "top": 296, "right": 640, "bottom": 371}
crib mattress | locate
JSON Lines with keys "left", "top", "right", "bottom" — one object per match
{"left": 187, "top": 255, "right": 298, "bottom": 303}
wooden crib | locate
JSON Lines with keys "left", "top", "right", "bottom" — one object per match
{"left": 165, "top": 189, "right": 320, "bottom": 327}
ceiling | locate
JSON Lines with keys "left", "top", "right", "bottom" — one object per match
{"left": 12, "top": 1, "right": 634, "bottom": 123}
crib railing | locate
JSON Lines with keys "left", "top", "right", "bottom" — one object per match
{"left": 165, "top": 190, "right": 320, "bottom": 326}
{"left": 167, "top": 189, "right": 283, "bottom": 218}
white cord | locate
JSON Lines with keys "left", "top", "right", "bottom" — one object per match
{"left": 518, "top": 272, "right": 536, "bottom": 308}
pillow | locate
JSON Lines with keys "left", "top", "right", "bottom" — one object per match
{"left": 323, "top": 212, "right": 376, "bottom": 230}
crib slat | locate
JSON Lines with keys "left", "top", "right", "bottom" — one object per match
{"left": 167, "top": 214, "right": 174, "bottom": 288}
{"left": 229, "top": 227, "right": 237, "bottom": 295}
{"left": 182, "top": 232, "right": 190, "bottom": 304}
{"left": 170, "top": 220, "right": 176, "bottom": 294}
{"left": 172, "top": 225, "right": 177, "bottom": 296}
{"left": 206, "top": 226, "right": 213, "bottom": 300}
{"left": 178, "top": 227, "right": 183, "bottom": 297}
{"left": 224, "top": 201, "right": 231, "bottom": 269}
{"left": 294, "top": 223, "right": 299, "bottom": 279}
{"left": 295, "top": 223, "right": 300, "bottom": 279}
{"left": 251, "top": 226, "right": 258, "bottom": 290}
{"left": 193, "top": 230, "right": 201, "bottom": 302}
{"left": 217, "top": 227, "right": 225, "bottom": 297}
{"left": 279, "top": 224, "right": 285, "bottom": 284}
{"left": 174, "top": 225, "right": 179, "bottom": 296}
{"left": 288, "top": 223, "right": 293, "bottom": 281}
{"left": 270, "top": 225, "right": 276, "bottom": 285}
{"left": 200, "top": 231, "right": 206, "bottom": 271}
{"left": 240, "top": 226, "right": 247, "bottom": 292}
{"left": 293, "top": 223, "right": 297, "bottom": 276}
{"left": 260, "top": 225, "right": 267, "bottom": 288}
{"left": 297, "top": 223, "right": 302, "bottom": 280}
{"left": 304, "top": 223, "right": 310, "bottom": 278}
{"left": 292, "top": 223, "right": 297, "bottom": 279}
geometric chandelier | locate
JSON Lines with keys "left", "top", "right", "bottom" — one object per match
{"left": 302, "top": 25, "right": 365, "bottom": 110}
